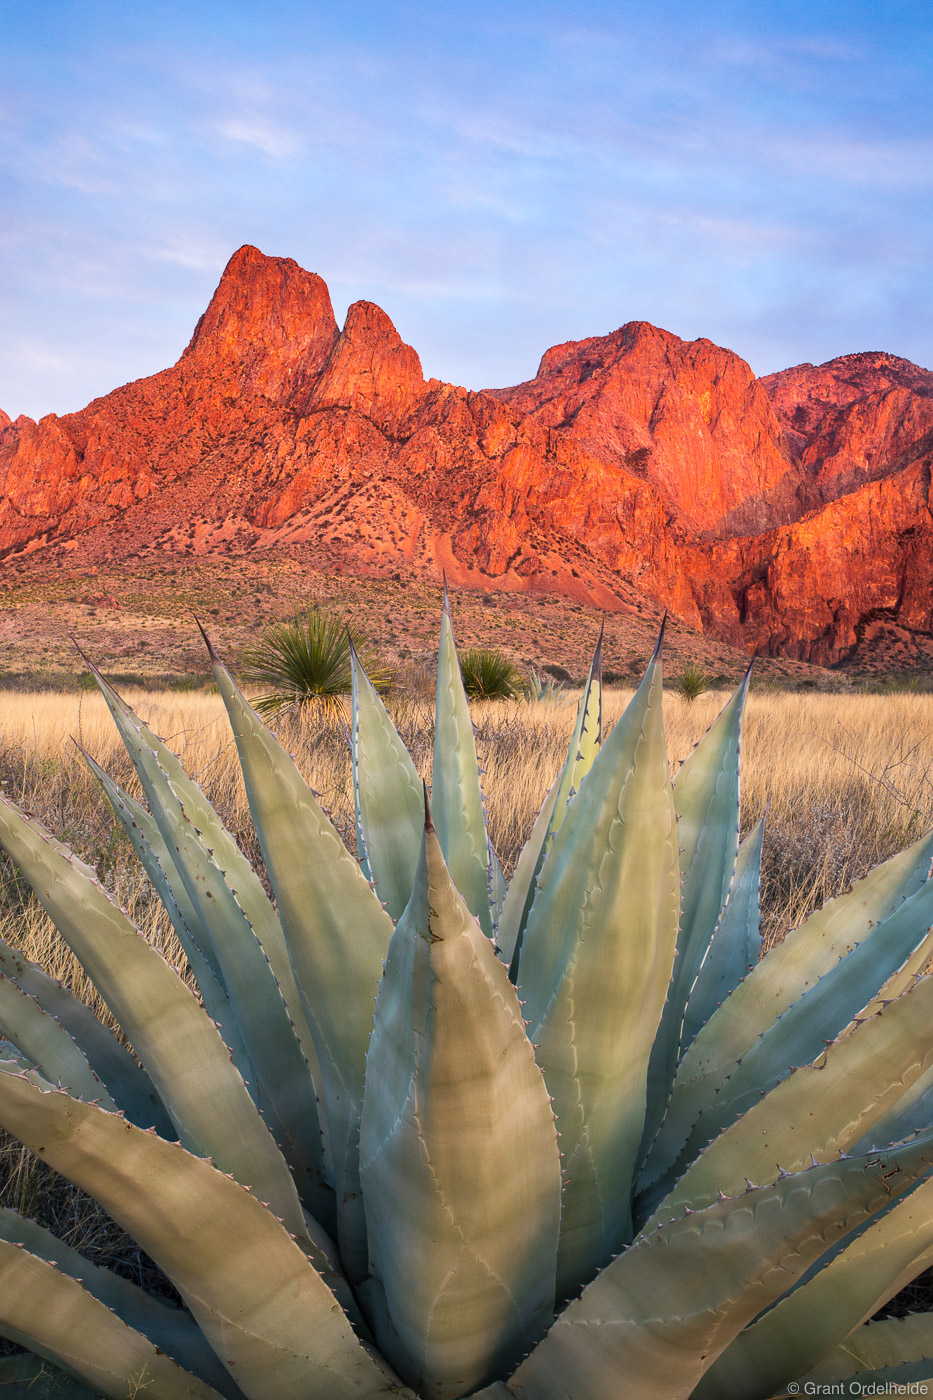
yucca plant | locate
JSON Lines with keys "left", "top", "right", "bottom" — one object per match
{"left": 672, "top": 660, "right": 714, "bottom": 703}
{"left": 3, "top": 600, "right": 933, "bottom": 1398}
{"left": 239, "top": 606, "right": 391, "bottom": 714}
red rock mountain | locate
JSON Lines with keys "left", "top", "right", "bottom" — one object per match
{"left": 2, "top": 245, "right": 932, "bottom": 665}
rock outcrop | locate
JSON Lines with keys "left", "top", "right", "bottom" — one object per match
{"left": 3, "top": 246, "right": 931, "bottom": 665}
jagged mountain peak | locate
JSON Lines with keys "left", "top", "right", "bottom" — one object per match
{"left": 2, "top": 248, "right": 932, "bottom": 667}
{"left": 180, "top": 244, "right": 339, "bottom": 402}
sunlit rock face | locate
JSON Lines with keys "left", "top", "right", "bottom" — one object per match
{"left": 2, "top": 246, "right": 931, "bottom": 664}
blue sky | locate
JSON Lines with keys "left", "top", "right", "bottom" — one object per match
{"left": 2, "top": 0, "right": 931, "bottom": 419}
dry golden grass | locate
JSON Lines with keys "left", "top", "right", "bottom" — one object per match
{"left": 3, "top": 682, "right": 932, "bottom": 984}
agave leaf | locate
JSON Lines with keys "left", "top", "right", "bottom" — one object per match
{"left": 495, "top": 776, "right": 560, "bottom": 968}
{"left": 695, "top": 1171, "right": 933, "bottom": 1399}
{"left": 0, "top": 1039, "right": 33, "bottom": 1072}
{"left": 0, "top": 1054, "right": 54, "bottom": 1088}
{"left": 670, "top": 669, "right": 750, "bottom": 1025}
{"left": 86, "top": 758, "right": 332, "bottom": 1214}
{"left": 432, "top": 594, "right": 494, "bottom": 936}
{"left": 489, "top": 838, "right": 507, "bottom": 930}
{"left": 858, "top": 920, "right": 933, "bottom": 1019}
{"left": 0, "top": 931, "right": 172, "bottom": 1135}
{"left": 0, "top": 1208, "right": 242, "bottom": 1396}
{"left": 642, "top": 827, "right": 933, "bottom": 1195}
{"left": 641, "top": 671, "right": 749, "bottom": 1159}
{"left": 0, "top": 1236, "right": 227, "bottom": 1399}
{"left": 499, "top": 631, "right": 602, "bottom": 973}
{"left": 799, "top": 1314, "right": 933, "bottom": 1386}
{"left": 505, "top": 1137, "right": 933, "bottom": 1400}
{"left": 516, "top": 633, "right": 680, "bottom": 1301}
{"left": 83, "top": 652, "right": 320, "bottom": 1072}
{"left": 359, "top": 809, "right": 562, "bottom": 1399}
{"left": 82, "top": 751, "right": 254, "bottom": 1085}
{"left": 0, "top": 1074, "right": 410, "bottom": 1400}
{"left": 105, "top": 738, "right": 331, "bottom": 1225}
{"left": 0, "top": 793, "right": 310, "bottom": 1245}
{"left": 852, "top": 1057, "right": 933, "bottom": 1152}
{"left": 679, "top": 815, "right": 764, "bottom": 1052}
{"left": 544, "top": 627, "right": 603, "bottom": 852}
{"left": 650, "top": 875, "right": 933, "bottom": 1201}
{"left": 208, "top": 646, "right": 395, "bottom": 1281}
{"left": 350, "top": 641, "right": 424, "bottom": 921}
{"left": 641, "top": 974, "right": 933, "bottom": 1232}
{"left": 0, "top": 975, "right": 116, "bottom": 1109}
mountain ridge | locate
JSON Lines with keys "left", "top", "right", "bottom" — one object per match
{"left": 2, "top": 245, "right": 931, "bottom": 666}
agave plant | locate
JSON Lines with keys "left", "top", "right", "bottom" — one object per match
{"left": 524, "top": 670, "right": 567, "bottom": 706}
{"left": 3, "top": 600, "right": 933, "bottom": 1399}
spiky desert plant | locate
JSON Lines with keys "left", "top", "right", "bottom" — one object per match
{"left": 672, "top": 660, "right": 714, "bottom": 702}
{"left": 2, "top": 604, "right": 933, "bottom": 1396}
{"left": 239, "top": 605, "right": 391, "bottom": 714}
{"left": 524, "top": 669, "right": 567, "bottom": 705}
{"left": 459, "top": 647, "right": 523, "bottom": 700}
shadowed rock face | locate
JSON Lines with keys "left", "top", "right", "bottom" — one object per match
{"left": 2, "top": 246, "right": 932, "bottom": 664}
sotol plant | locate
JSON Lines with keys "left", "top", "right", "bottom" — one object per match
{"left": 239, "top": 606, "right": 391, "bottom": 715}
{"left": 3, "top": 604, "right": 933, "bottom": 1397}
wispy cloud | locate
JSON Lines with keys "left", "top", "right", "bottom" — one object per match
{"left": 2, "top": 0, "right": 931, "bottom": 416}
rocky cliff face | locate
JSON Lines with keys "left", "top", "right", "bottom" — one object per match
{"left": 3, "top": 247, "right": 931, "bottom": 665}
{"left": 487, "top": 323, "right": 811, "bottom": 538}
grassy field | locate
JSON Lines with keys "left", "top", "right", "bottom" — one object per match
{"left": 1, "top": 680, "right": 933, "bottom": 1315}
{"left": 3, "top": 681, "right": 931, "bottom": 986}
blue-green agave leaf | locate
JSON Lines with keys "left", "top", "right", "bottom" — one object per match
{"left": 651, "top": 874, "right": 933, "bottom": 1200}
{"left": 499, "top": 630, "right": 602, "bottom": 974}
{"left": 350, "top": 639, "right": 424, "bottom": 921}
{"left": 0, "top": 931, "right": 171, "bottom": 1135}
{"left": 643, "top": 826, "right": 933, "bottom": 1196}
{"left": 81, "top": 749, "right": 254, "bottom": 1089}
{"left": 642, "top": 974, "right": 933, "bottom": 1232}
{"left": 432, "top": 595, "right": 494, "bottom": 937}
{"left": 640, "top": 669, "right": 749, "bottom": 1162}
{"left": 0, "top": 1207, "right": 243, "bottom": 1397}
{"left": 0, "top": 1236, "right": 228, "bottom": 1399}
{"left": 504, "top": 1136, "right": 933, "bottom": 1400}
{"left": 795, "top": 1315, "right": 933, "bottom": 1392}
{"left": 360, "top": 806, "right": 562, "bottom": 1398}
{"left": 81, "top": 651, "right": 320, "bottom": 1074}
{"left": 681, "top": 814, "right": 764, "bottom": 1050}
{"left": 208, "top": 645, "right": 395, "bottom": 1282}
{"left": 0, "top": 974, "right": 116, "bottom": 1109}
{"left": 515, "top": 631, "right": 680, "bottom": 1301}
{"left": 695, "top": 1171, "right": 933, "bottom": 1399}
{"left": 0, "top": 793, "right": 310, "bottom": 1246}
{"left": 0, "top": 1074, "right": 412, "bottom": 1400}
